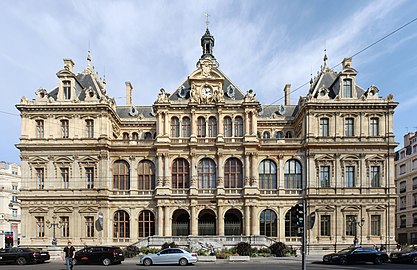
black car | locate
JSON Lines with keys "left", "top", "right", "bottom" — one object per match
{"left": 323, "top": 247, "right": 388, "bottom": 265}
{"left": 73, "top": 246, "right": 124, "bottom": 266}
{"left": 0, "top": 248, "right": 50, "bottom": 265}
{"left": 390, "top": 245, "right": 417, "bottom": 264}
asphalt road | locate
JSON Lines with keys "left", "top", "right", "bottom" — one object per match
{"left": 0, "top": 257, "right": 416, "bottom": 270}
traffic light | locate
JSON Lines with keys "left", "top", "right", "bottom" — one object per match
{"left": 294, "top": 203, "right": 304, "bottom": 227}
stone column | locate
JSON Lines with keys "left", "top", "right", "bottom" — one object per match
{"left": 245, "top": 111, "right": 250, "bottom": 136}
{"left": 251, "top": 153, "right": 258, "bottom": 186}
{"left": 164, "top": 112, "right": 169, "bottom": 136}
{"left": 163, "top": 154, "right": 170, "bottom": 187}
{"left": 244, "top": 154, "right": 250, "bottom": 186}
{"left": 157, "top": 154, "right": 163, "bottom": 187}
{"left": 157, "top": 206, "right": 164, "bottom": 236}
{"left": 244, "top": 205, "right": 251, "bottom": 235}
{"left": 190, "top": 205, "right": 198, "bottom": 236}
{"left": 251, "top": 111, "right": 258, "bottom": 136}
{"left": 217, "top": 206, "right": 224, "bottom": 236}
{"left": 164, "top": 206, "right": 171, "bottom": 236}
{"left": 250, "top": 206, "right": 258, "bottom": 235}
{"left": 157, "top": 113, "right": 162, "bottom": 137}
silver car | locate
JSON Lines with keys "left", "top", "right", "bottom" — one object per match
{"left": 140, "top": 248, "right": 198, "bottom": 266}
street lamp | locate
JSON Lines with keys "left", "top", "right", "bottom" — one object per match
{"left": 46, "top": 215, "right": 62, "bottom": 246}
{"left": 349, "top": 216, "right": 365, "bottom": 246}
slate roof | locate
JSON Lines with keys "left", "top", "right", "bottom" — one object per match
{"left": 259, "top": 105, "right": 298, "bottom": 118}
{"left": 116, "top": 106, "right": 155, "bottom": 119}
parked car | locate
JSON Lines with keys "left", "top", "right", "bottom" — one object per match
{"left": 140, "top": 248, "right": 198, "bottom": 266}
{"left": 0, "top": 247, "right": 50, "bottom": 265}
{"left": 323, "top": 247, "right": 388, "bottom": 265}
{"left": 73, "top": 246, "right": 124, "bottom": 266}
{"left": 390, "top": 245, "right": 417, "bottom": 264}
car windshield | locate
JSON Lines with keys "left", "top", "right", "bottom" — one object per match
{"left": 401, "top": 246, "right": 417, "bottom": 252}
{"left": 337, "top": 248, "right": 354, "bottom": 254}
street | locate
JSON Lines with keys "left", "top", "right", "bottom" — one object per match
{"left": 0, "top": 257, "right": 416, "bottom": 270}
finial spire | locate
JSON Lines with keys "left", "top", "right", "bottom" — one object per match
{"left": 204, "top": 11, "right": 210, "bottom": 28}
{"left": 323, "top": 48, "right": 328, "bottom": 68}
{"left": 87, "top": 49, "right": 92, "bottom": 68}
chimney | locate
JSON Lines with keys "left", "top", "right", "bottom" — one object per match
{"left": 283, "top": 84, "right": 291, "bottom": 106}
{"left": 63, "top": 58, "right": 75, "bottom": 73}
{"left": 342, "top": 57, "right": 352, "bottom": 70}
{"left": 125, "top": 81, "right": 133, "bottom": 106}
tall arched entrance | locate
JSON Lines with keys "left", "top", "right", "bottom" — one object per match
{"left": 172, "top": 209, "right": 190, "bottom": 236}
{"left": 224, "top": 209, "right": 243, "bottom": 235}
{"left": 198, "top": 209, "right": 216, "bottom": 235}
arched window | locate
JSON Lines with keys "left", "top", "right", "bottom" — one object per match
{"left": 284, "top": 159, "right": 302, "bottom": 189}
{"left": 138, "top": 210, "right": 155, "bottom": 237}
{"left": 138, "top": 160, "right": 155, "bottom": 190}
{"left": 263, "top": 131, "right": 270, "bottom": 139}
{"left": 144, "top": 132, "right": 153, "bottom": 140}
{"left": 224, "top": 116, "right": 232, "bottom": 137}
{"left": 171, "top": 117, "right": 180, "bottom": 137}
{"left": 172, "top": 158, "right": 190, "bottom": 189}
{"left": 113, "top": 160, "right": 130, "bottom": 190}
{"left": 197, "top": 117, "right": 206, "bottom": 137}
{"left": 122, "top": 132, "right": 129, "bottom": 141}
{"left": 113, "top": 210, "right": 130, "bottom": 239}
{"left": 285, "top": 208, "right": 298, "bottom": 237}
{"left": 132, "top": 132, "right": 139, "bottom": 141}
{"left": 260, "top": 209, "right": 277, "bottom": 237}
{"left": 259, "top": 159, "right": 277, "bottom": 189}
{"left": 234, "top": 116, "right": 243, "bottom": 137}
{"left": 275, "top": 131, "right": 283, "bottom": 139}
{"left": 182, "top": 117, "right": 191, "bottom": 137}
{"left": 285, "top": 131, "right": 293, "bottom": 138}
{"left": 198, "top": 158, "right": 216, "bottom": 189}
{"left": 208, "top": 117, "right": 217, "bottom": 137}
{"left": 224, "top": 158, "right": 243, "bottom": 188}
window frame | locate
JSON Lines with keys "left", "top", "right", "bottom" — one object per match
{"left": 320, "top": 118, "right": 329, "bottom": 137}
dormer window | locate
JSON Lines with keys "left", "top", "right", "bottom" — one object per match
{"left": 63, "top": 80, "right": 71, "bottom": 100}
{"left": 343, "top": 79, "right": 352, "bottom": 98}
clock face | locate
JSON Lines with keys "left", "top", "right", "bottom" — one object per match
{"left": 202, "top": 87, "right": 213, "bottom": 97}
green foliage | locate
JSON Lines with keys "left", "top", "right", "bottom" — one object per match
{"left": 161, "top": 241, "right": 177, "bottom": 250}
{"left": 139, "top": 247, "right": 159, "bottom": 255}
{"left": 269, "top": 242, "right": 293, "bottom": 257}
{"left": 236, "top": 242, "right": 252, "bottom": 256}
{"left": 122, "top": 245, "right": 140, "bottom": 258}
{"left": 196, "top": 249, "right": 208, "bottom": 256}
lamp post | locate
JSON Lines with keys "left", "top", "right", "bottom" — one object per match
{"left": 349, "top": 217, "right": 365, "bottom": 246}
{"left": 46, "top": 215, "right": 62, "bottom": 246}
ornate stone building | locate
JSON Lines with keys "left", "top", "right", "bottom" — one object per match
{"left": 395, "top": 132, "right": 417, "bottom": 245}
{"left": 16, "top": 28, "right": 398, "bottom": 250}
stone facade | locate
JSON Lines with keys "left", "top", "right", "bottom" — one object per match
{"left": 395, "top": 132, "right": 417, "bottom": 245}
{"left": 16, "top": 28, "right": 397, "bottom": 250}
{"left": 0, "top": 162, "right": 21, "bottom": 248}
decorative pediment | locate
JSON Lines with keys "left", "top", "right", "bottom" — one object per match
{"left": 366, "top": 205, "right": 385, "bottom": 212}
{"left": 54, "top": 206, "right": 73, "bottom": 213}
{"left": 341, "top": 206, "right": 360, "bottom": 212}
{"left": 29, "top": 206, "right": 49, "bottom": 213}
{"left": 79, "top": 207, "right": 98, "bottom": 213}
{"left": 28, "top": 156, "right": 49, "bottom": 165}
{"left": 316, "top": 154, "right": 334, "bottom": 161}
{"left": 316, "top": 87, "right": 330, "bottom": 100}
{"left": 79, "top": 156, "right": 99, "bottom": 164}
{"left": 190, "top": 59, "right": 224, "bottom": 81}
{"left": 315, "top": 205, "right": 335, "bottom": 212}
{"left": 340, "top": 154, "right": 360, "bottom": 161}
{"left": 54, "top": 156, "right": 73, "bottom": 164}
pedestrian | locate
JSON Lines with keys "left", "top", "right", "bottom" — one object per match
{"left": 63, "top": 241, "right": 75, "bottom": 270}
{"left": 209, "top": 245, "right": 215, "bottom": 256}
{"left": 353, "top": 237, "right": 359, "bottom": 247}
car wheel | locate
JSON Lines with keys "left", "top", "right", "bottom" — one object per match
{"left": 374, "top": 256, "right": 382, "bottom": 265}
{"left": 412, "top": 256, "right": 417, "bottom": 265}
{"left": 16, "top": 257, "right": 27, "bottom": 265}
{"left": 339, "top": 257, "right": 348, "bottom": 265}
{"left": 143, "top": 258, "right": 152, "bottom": 266}
{"left": 179, "top": 258, "right": 188, "bottom": 266}
{"left": 102, "top": 258, "right": 112, "bottom": 266}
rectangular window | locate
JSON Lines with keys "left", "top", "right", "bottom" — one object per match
{"left": 85, "top": 216, "right": 94, "bottom": 238}
{"left": 369, "top": 118, "right": 379, "bottom": 136}
{"left": 320, "top": 215, "right": 331, "bottom": 236}
{"left": 320, "top": 166, "right": 330, "bottom": 187}
{"left": 60, "top": 216, "right": 69, "bottom": 237}
{"left": 12, "top": 209, "right": 17, "bottom": 217}
{"left": 86, "top": 167, "right": 94, "bottom": 189}
{"left": 371, "top": 215, "right": 381, "bottom": 236}
{"left": 400, "top": 215, "right": 406, "bottom": 228}
{"left": 399, "top": 164, "right": 406, "bottom": 175}
{"left": 345, "top": 166, "right": 355, "bottom": 187}
{"left": 413, "top": 213, "right": 417, "bottom": 226}
{"left": 36, "top": 216, "right": 45, "bottom": 237}
{"left": 36, "top": 120, "right": 44, "bottom": 138}
{"left": 86, "top": 120, "right": 94, "bottom": 138}
{"left": 36, "top": 168, "right": 44, "bottom": 189}
{"left": 320, "top": 118, "right": 329, "bottom": 137}
{"left": 370, "top": 166, "right": 380, "bottom": 187}
{"left": 11, "top": 195, "right": 17, "bottom": 202}
{"left": 345, "top": 118, "right": 354, "bottom": 137}
{"left": 61, "top": 120, "right": 69, "bottom": 138}
{"left": 413, "top": 177, "right": 417, "bottom": 190}
{"left": 400, "top": 196, "right": 406, "bottom": 210}
{"left": 346, "top": 215, "right": 357, "bottom": 236}
{"left": 413, "top": 159, "right": 417, "bottom": 170}
{"left": 12, "top": 185, "right": 17, "bottom": 191}
{"left": 61, "top": 168, "right": 69, "bottom": 189}
{"left": 63, "top": 81, "right": 71, "bottom": 99}
{"left": 343, "top": 79, "right": 353, "bottom": 98}
{"left": 413, "top": 193, "right": 417, "bottom": 208}
{"left": 400, "top": 181, "right": 407, "bottom": 193}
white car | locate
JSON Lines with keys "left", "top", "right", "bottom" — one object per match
{"left": 140, "top": 248, "right": 198, "bottom": 266}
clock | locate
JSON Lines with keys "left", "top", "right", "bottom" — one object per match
{"left": 201, "top": 86, "right": 213, "bottom": 98}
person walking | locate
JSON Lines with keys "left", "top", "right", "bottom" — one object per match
{"left": 63, "top": 241, "right": 75, "bottom": 270}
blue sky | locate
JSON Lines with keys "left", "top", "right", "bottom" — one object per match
{"left": 1, "top": 0, "right": 417, "bottom": 163}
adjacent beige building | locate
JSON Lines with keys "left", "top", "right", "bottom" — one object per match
{"left": 16, "top": 28, "right": 398, "bottom": 251}
{"left": 395, "top": 132, "right": 417, "bottom": 245}
{"left": 0, "top": 162, "right": 21, "bottom": 248}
